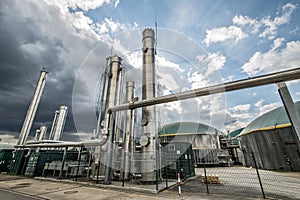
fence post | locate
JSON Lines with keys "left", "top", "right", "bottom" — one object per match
{"left": 202, "top": 158, "right": 209, "bottom": 194}
{"left": 177, "top": 171, "right": 181, "bottom": 196}
{"left": 252, "top": 152, "right": 266, "bottom": 199}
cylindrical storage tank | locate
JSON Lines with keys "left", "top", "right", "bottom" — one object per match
{"left": 158, "top": 122, "right": 225, "bottom": 166}
{"left": 141, "top": 28, "right": 158, "bottom": 182}
{"left": 17, "top": 69, "right": 48, "bottom": 145}
{"left": 238, "top": 101, "right": 300, "bottom": 171}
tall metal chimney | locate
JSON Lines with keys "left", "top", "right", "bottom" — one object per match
{"left": 141, "top": 28, "right": 157, "bottom": 182}
{"left": 17, "top": 69, "right": 48, "bottom": 145}
{"left": 95, "top": 55, "right": 122, "bottom": 183}
{"left": 49, "top": 106, "right": 68, "bottom": 141}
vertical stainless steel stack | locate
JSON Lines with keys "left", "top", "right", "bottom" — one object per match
{"left": 140, "top": 28, "right": 158, "bottom": 182}
{"left": 17, "top": 69, "right": 48, "bottom": 145}
{"left": 49, "top": 106, "right": 68, "bottom": 141}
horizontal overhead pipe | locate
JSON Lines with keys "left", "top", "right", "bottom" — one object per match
{"left": 15, "top": 137, "right": 108, "bottom": 148}
{"left": 108, "top": 68, "right": 300, "bottom": 113}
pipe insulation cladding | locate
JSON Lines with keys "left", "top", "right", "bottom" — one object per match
{"left": 17, "top": 69, "right": 48, "bottom": 146}
{"left": 141, "top": 28, "right": 158, "bottom": 182}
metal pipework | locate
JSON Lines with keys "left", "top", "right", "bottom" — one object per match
{"left": 49, "top": 110, "right": 59, "bottom": 140}
{"left": 101, "top": 55, "right": 122, "bottom": 184}
{"left": 108, "top": 68, "right": 300, "bottom": 113}
{"left": 95, "top": 58, "right": 109, "bottom": 138}
{"left": 15, "top": 137, "right": 109, "bottom": 148}
{"left": 39, "top": 126, "right": 47, "bottom": 141}
{"left": 49, "top": 106, "right": 68, "bottom": 141}
{"left": 102, "top": 56, "right": 122, "bottom": 136}
{"left": 277, "top": 82, "right": 300, "bottom": 143}
{"left": 122, "top": 81, "right": 135, "bottom": 180}
{"left": 17, "top": 69, "right": 48, "bottom": 145}
{"left": 34, "top": 126, "right": 47, "bottom": 141}
{"left": 115, "top": 67, "right": 125, "bottom": 144}
{"left": 141, "top": 28, "right": 157, "bottom": 182}
{"left": 53, "top": 106, "right": 68, "bottom": 141}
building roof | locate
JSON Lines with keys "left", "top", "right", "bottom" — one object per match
{"left": 158, "top": 121, "right": 224, "bottom": 136}
{"left": 229, "top": 128, "right": 244, "bottom": 138}
{"left": 240, "top": 101, "right": 300, "bottom": 136}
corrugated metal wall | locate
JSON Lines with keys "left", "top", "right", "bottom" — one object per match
{"left": 240, "top": 127, "right": 300, "bottom": 171}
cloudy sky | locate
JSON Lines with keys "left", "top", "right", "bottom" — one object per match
{"left": 1, "top": 0, "right": 300, "bottom": 148}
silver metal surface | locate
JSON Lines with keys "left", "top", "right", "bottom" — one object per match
{"left": 34, "top": 126, "right": 47, "bottom": 141}
{"left": 115, "top": 67, "right": 125, "bottom": 144}
{"left": 141, "top": 28, "right": 157, "bottom": 182}
{"left": 108, "top": 68, "right": 300, "bottom": 113}
{"left": 39, "top": 126, "right": 47, "bottom": 141}
{"left": 49, "top": 110, "right": 59, "bottom": 140}
{"left": 102, "top": 55, "right": 122, "bottom": 184}
{"left": 15, "top": 137, "right": 109, "bottom": 148}
{"left": 17, "top": 69, "right": 48, "bottom": 145}
{"left": 277, "top": 82, "right": 300, "bottom": 143}
{"left": 122, "top": 81, "right": 135, "bottom": 179}
{"left": 49, "top": 106, "right": 68, "bottom": 141}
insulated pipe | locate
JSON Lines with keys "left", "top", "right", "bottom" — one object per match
{"left": 108, "top": 68, "right": 300, "bottom": 113}
{"left": 17, "top": 69, "right": 48, "bottom": 145}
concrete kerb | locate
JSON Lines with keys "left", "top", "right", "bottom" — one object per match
{"left": 34, "top": 176, "right": 178, "bottom": 194}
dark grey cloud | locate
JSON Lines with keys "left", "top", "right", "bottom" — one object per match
{"left": 0, "top": 0, "right": 111, "bottom": 144}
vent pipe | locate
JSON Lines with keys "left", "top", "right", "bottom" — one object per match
{"left": 17, "top": 69, "right": 48, "bottom": 145}
{"left": 49, "top": 106, "right": 68, "bottom": 141}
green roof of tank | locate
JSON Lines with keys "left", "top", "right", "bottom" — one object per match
{"left": 158, "top": 122, "right": 224, "bottom": 136}
{"left": 229, "top": 128, "right": 244, "bottom": 138}
{"left": 240, "top": 101, "right": 300, "bottom": 136}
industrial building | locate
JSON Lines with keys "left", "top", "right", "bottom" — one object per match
{"left": 1, "top": 27, "right": 300, "bottom": 192}
{"left": 159, "top": 122, "right": 231, "bottom": 166}
{"left": 238, "top": 101, "right": 300, "bottom": 171}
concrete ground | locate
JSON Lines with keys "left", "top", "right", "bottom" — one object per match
{"left": 0, "top": 166, "right": 299, "bottom": 199}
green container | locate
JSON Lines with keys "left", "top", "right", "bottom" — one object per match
{"left": 161, "top": 142, "right": 195, "bottom": 179}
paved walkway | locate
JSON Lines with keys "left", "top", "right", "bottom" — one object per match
{"left": 1, "top": 166, "right": 299, "bottom": 199}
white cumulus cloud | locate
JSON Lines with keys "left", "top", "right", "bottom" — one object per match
{"left": 197, "top": 52, "right": 226, "bottom": 75}
{"left": 254, "top": 100, "right": 280, "bottom": 116}
{"left": 242, "top": 40, "right": 300, "bottom": 75}
{"left": 204, "top": 26, "right": 248, "bottom": 46}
